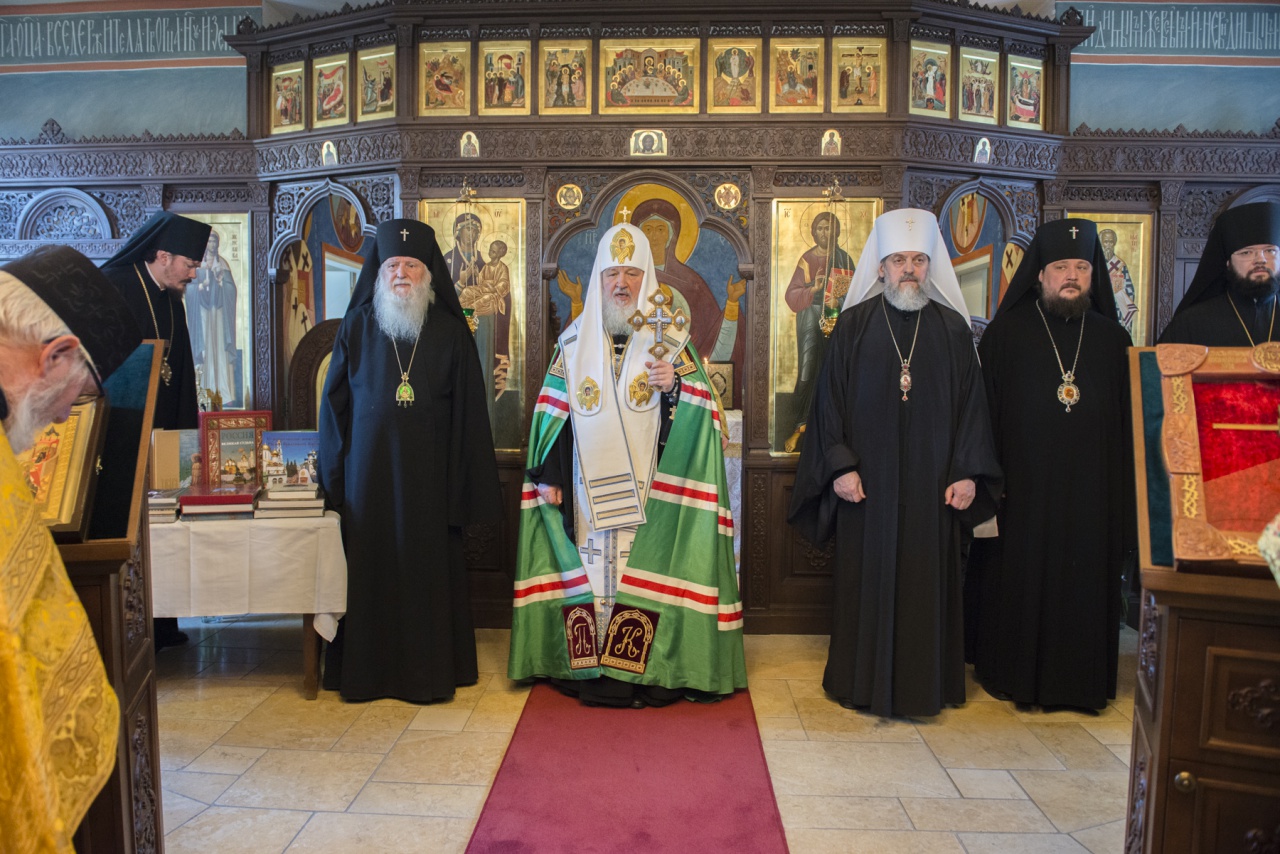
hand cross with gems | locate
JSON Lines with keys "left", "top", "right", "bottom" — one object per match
{"left": 629, "top": 291, "right": 688, "bottom": 359}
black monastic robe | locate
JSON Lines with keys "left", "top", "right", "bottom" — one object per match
{"left": 968, "top": 301, "right": 1134, "bottom": 710}
{"left": 318, "top": 302, "right": 501, "bottom": 703}
{"left": 1158, "top": 290, "right": 1278, "bottom": 346}
{"left": 789, "top": 296, "right": 1001, "bottom": 718}
{"left": 104, "top": 263, "right": 199, "bottom": 430}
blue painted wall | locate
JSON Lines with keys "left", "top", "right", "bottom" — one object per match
{"left": 1061, "top": 1, "right": 1280, "bottom": 133}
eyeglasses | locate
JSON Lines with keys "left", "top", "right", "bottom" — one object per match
{"left": 1232, "top": 246, "right": 1280, "bottom": 261}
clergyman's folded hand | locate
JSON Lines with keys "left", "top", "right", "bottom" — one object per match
{"left": 833, "top": 471, "right": 865, "bottom": 503}
{"left": 944, "top": 479, "right": 976, "bottom": 511}
{"left": 537, "top": 483, "right": 563, "bottom": 506}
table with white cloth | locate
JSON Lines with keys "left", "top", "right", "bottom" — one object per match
{"left": 148, "top": 511, "right": 346, "bottom": 698}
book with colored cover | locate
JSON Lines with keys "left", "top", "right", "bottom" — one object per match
{"left": 257, "top": 497, "right": 325, "bottom": 510}
{"left": 263, "top": 485, "right": 321, "bottom": 501}
{"left": 259, "top": 430, "right": 321, "bottom": 489}
{"left": 179, "top": 483, "right": 260, "bottom": 508}
{"left": 253, "top": 507, "right": 327, "bottom": 519}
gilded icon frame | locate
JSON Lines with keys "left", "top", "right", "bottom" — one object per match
{"left": 1007, "top": 54, "right": 1045, "bottom": 131}
{"left": 599, "top": 39, "right": 700, "bottom": 114}
{"left": 16, "top": 397, "right": 108, "bottom": 538}
{"left": 419, "top": 42, "right": 471, "bottom": 117}
{"left": 312, "top": 54, "right": 350, "bottom": 130}
{"left": 958, "top": 46, "right": 999, "bottom": 126}
{"left": 184, "top": 213, "right": 253, "bottom": 410}
{"left": 478, "top": 41, "right": 532, "bottom": 117}
{"left": 539, "top": 40, "right": 593, "bottom": 116}
{"left": 356, "top": 45, "right": 396, "bottom": 123}
{"left": 269, "top": 61, "right": 306, "bottom": 135}
{"left": 909, "top": 40, "right": 952, "bottom": 118}
{"left": 769, "top": 38, "right": 823, "bottom": 114}
{"left": 769, "top": 196, "right": 883, "bottom": 454}
{"left": 707, "top": 38, "right": 762, "bottom": 115}
{"left": 831, "top": 38, "right": 886, "bottom": 114}
{"left": 1066, "top": 211, "right": 1155, "bottom": 344}
{"left": 419, "top": 199, "right": 529, "bottom": 451}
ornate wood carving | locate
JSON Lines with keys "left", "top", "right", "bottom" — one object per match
{"left": 1174, "top": 517, "right": 1232, "bottom": 560}
{"left": 1156, "top": 344, "right": 1208, "bottom": 376}
{"left": 479, "top": 25, "right": 531, "bottom": 39}
{"left": 748, "top": 195, "right": 771, "bottom": 447}
{"left": 797, "top": 534, "right": 835, "bottom": 570}
{"left": 130, "top": 712, "right": 158, "bottom": 853}
{"left": 892, "top": 17, "right": 910, "bottom": 43}
{"left": 771, "top": 24, "right": 824, "bottom": 37}
{"left": 15, "top": 188, "right": 111, "bottom": 241}
{"left": 1243, "top": 824, "right": 1280, "bottom": 854}
{"left": 911, "top": 24, "right": 952, "bottom": 42}
{"left": 600, "top": 24, "right": 701, "bottom": 38}
{"left": 272, "top": 180, "right": 324, "bottom": 244}
{"left": 0, "top": 142, "right": 254, "bottom": 181}
{"left": 525, "top": 196, "right": 545, "bottom": 425}
{"left": 1227, "top": 678, "right": 1280, "bottom": 731}
{"left": 961, "top": 33, "right": 1001, "bottom": 51}
{"left": 1124, "top": 752, "right": 1148, "bottom": 854}
{"left": 310, "top": 38, "right": 351, "bottom": 57}
{"left": 420, "top": 171, "right": 525, "bottom": 189}
{"left": 995, "top": 181, "right": 1040, "bottom": 236}
{"left": 164, "top": 186, "right": 258, "bottom": 207}
{"left": 1061, "top": 140, "right": 1280, "bottom": 180}
{"left": 419, "top": 26, "right": 472, "bottom": 41}
{"left": 834, "top": 23, "right": 887, "bottom": 36}
{"left": 1254, "top": 342, "right": 1280, "bottom": 373}
{"left": 123, "top": 541, "right": 147, "bottom": 647}
{"left": 908, "top": 173, "right": 968, "bottom": 212}
{"left": 541, "top": 24, "right": 593, "bottom": 39}
{"left": 267, "top": 46, "right": 305, "bottom": 66}
{"left": 462, "top": 522, "right": 499, "bottom": 567}
{"left": 547, "top": 171, "right": 613, "bottom": 233}
{"left": 1062, "top": 185, "right": 1160, "bottom": 204}
{"left": 1008, "top": 41, "right": 1048, "bottom": 58}
{"left": 1138, "top": 591, "right": 1159, "bottom": 697}
{"left": 0, "top": 191, "right": 35, "bottom": 239}
{"left": 774, "top": 170, "right": 882, "bottom": 189}
{"left": 355, "top": 31, "right": 397, "bottom": 48}
{"left": 688, "top": 170, "right": 751, "bottom": 239}
{"left": 343, "top": 175, "right": 396, "bottom": 224}
{"left": 252, "top": 209, "right": 271, "bottom": 410}
{"left": 710, "top": 24, "right": 763, "bottom": 37}
{"left": 748, "top": 471, "right": 769, "bottom": 607}
{"left": 1179, "top": 188, "right": 1239, "bottom": 239}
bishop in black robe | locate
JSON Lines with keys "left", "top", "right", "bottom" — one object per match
{"left": 1159, "top": 201, "right": 1279, "bottom": 347}
{"left": 319, "top": 219, "right": 501, "bottom": 703}
{"left": 102, "top": 211, "right": 211, "bottom": 651}
{"left": 101, "top": 211, "right": 210, "bottom": 432}
{"left": 789, "top": 208, "right": 1001, "bottom": 719}
{"left": 968, "top": 219, "right": 1135, "bottom": 711}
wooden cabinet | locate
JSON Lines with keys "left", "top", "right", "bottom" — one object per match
{"left": 1126, "top": 569, "right": 1280, "bottom": 854}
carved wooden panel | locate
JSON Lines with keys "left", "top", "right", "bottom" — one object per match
{"left": 1138, "top": 591, "right": 1160, "bottom": 711}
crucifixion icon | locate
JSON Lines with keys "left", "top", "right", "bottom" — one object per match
{"left": 630, "top": 291, "right": 688, "bottom": 359}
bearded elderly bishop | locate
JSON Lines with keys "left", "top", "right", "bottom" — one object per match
{"left": 318, "top": 219, "right": 501, "bottom": 703}
{"left": 966, "top": 218, "right": 1134, "bottom": 713}
{"left": 509, "top": 222, "right": 746, "bottom": 707}
{"left": 789, "top": 208, "right": 1001, "bottom": 718}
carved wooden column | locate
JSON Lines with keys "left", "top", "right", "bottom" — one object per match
{"left": 242, "top": 45, "right": 266, "bottom": 139}
{"left": 392, "top": 21, "right": 416, "bottom": 121}
{"left": 1044, "top": 178, "right": 1067, "bottom": 223}
{"left": 886, "top": 14, "right": 915, "bottom": 119}
{"left": 522, "top": 166, "right": 547, "bottom": 428}
{"left": 249, "top": 181, "right": 273, "bottom": 411}
{"left": 1156, "top": 180, "right": 1184, "bottom": 336}
{"left": 396, "top": 167, "right": 420, "bottom": 219}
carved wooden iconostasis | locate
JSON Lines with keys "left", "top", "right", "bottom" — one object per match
{"left": 1, "top": 0, "right": 1279, "bottom": 637}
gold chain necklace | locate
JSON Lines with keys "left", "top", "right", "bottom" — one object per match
{"left": 881, "top": 295, "right": 923, "bottom": 402}
{"left": 1226, "top": 292, "right": 1277, "bottom": 346}
{"left": 390, "top": 332, "right": 422, "bottom": 407}
{"left": 1036, "top": 300, "right": 1087, "bottom": 412}
{"left": 135, "top": 264, "right": 175, "bottom": 385}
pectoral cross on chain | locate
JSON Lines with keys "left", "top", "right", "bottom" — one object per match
{"left": 629, "top": 291, "right": 688, "bottom": 359}
{"left": 1212, "top": 403, "right": 1280, "bottom": 435}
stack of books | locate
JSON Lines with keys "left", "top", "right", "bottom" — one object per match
{"left": 147, "top": 488, "right": 183, "bottom": 524}
{"left": 179, "top": 483, "right": 260, "bottom": 521}
{"left": 255, "top": 484, "right": 326, "bottom": 519}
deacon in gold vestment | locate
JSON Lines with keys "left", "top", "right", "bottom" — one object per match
{"left": 0, "top": 246, "right": 143, "bottom": 852}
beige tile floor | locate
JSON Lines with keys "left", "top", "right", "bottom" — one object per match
{"left": 157, "top": 617, "right": 1135, "bottom": 853}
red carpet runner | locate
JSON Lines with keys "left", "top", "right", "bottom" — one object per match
{"left": 466, "top": 684, "right": 790, "bottom": 853}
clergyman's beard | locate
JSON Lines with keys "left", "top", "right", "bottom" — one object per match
{"left": 1226, "top": 267, "right": 1279, "bottom": 301}
{"left": 4, "top": 373, "right": 70, "bottom": 455}
{"left": 602, "top": 296, "right": 637, "bottom": 337}
{"left": 1039, "top": 286, "right": 1091, "bottom": 320}
{"left": 374, "top": 271, "right": 434, "bottom": 341}
{"left": 883, "top": 276, "right": 930, "bottom": 312}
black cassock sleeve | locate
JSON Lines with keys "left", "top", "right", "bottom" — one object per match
{"left": 946, "top": 326, "right": 1003, "bottom": 530}
{"left": 446, "top": 328, "right": 502, "bottom": 528}
{"left": 316, "top": 321, "right": 351, "bottom": 512}
{"left": 787, "top": 313, "right": 861, "bottom": 546}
